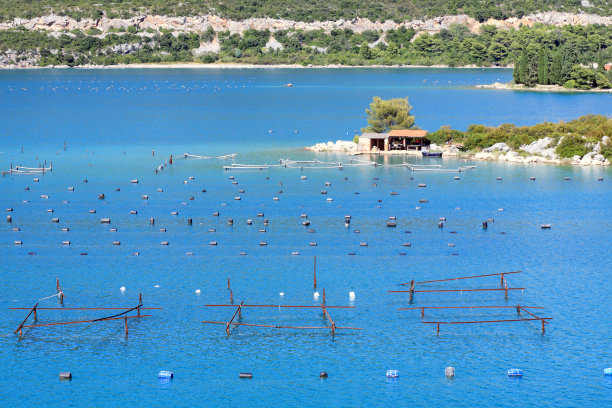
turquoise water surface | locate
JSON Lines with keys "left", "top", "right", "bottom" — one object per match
{"left": 1, "top": 68, "right": 611, "bottom": 407}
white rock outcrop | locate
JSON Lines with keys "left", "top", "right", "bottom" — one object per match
{"left": 307, "top": 140, "right": 357, "bottom": 152}
{"left": 483, "top": 142, "right": 510, "bottom": 153}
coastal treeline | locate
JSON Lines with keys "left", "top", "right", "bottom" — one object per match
{"left": 0, "top": 0, "right": 610, "bottom": 23}
{"left": 1, "top": 23, "right": 611, "bottom": 69}
{"left": 428, "top": 114, "right": 612, "bottom": 159}
{"left": 512, "top": 32, "right": 612, "bottom": 89}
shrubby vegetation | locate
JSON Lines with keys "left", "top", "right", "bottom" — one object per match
{"left": 0, "top": 0, "right": 610, "bottom": 23}
{"left": 1, "top": 23, "right": 611, "bottom": 69}
{"left": 428, "top": 114, "right": 612, "bottom": 159}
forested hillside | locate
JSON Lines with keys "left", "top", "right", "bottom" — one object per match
{"left": 0, "top": 0, "right": 610, "bottom": 23}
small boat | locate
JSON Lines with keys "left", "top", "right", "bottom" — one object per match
{"left": 422, "top": 151, "right": 442, "bottom": 157}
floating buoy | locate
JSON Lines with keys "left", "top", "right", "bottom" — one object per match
{"left": 14, "top": 241, "right": 22, "bottom": 245}
{"left": 325, "top": 182, "right": 331, "bottom": 186}
{"left": 386, "top": 370, "right": 399, "bottom": 378}
{"left": 228, "top": 219, "right": 234, "bottom": 226}
{"left": 507, "top": 369, "right": 522, "bottom": 377}
{"left": 496, "top": 177, "right": 502, "bottom": 180}
{"left": 438, "top": 222, "right": 444, "bottom": 228}
{"left": 313, "top": 292, "right": 320, "bottom": 300}
{"left": 89, "top": 210, "right": 96, "bottom": 213}
{"left": 33, "top": 178, "right": 39, "bottom": 182}
{"left": 564, "top": 177, "right": 570, "bottom": 181}
{"left": 47, "top": 209, "right": 54, "bottom": 213}
{"left": 292, "top": 252, "right": 300, "bottom": 256}
{"left": 310, "top": 242, "right": 317, "bottom": 246}
{"left": 101, "top": 218, "right": 111, "bottom": 224}
{"left": 439, "top": 217, "right": 446, "bottom": 221}
{"left": 213, "top": 212, "right": 219, "bottom": 216}
{"left": 171, "top": 211, "right": 178, "bottom": 216}
{"left": 540, "top": 224, "right": 551, "bottom": 229}
{"left": 419, "top": 199, "right": 428, "bottom": 203}
{"left": 349, "top": 291, "right": 355, "bottom": 301}
{"left": 161, "top": 241, "right": 169, "bottom": 246}
{"left": 390, "top": 192, "right": 399, "bottom": 196}
{"left": 418, "top": 184, "right": 426, "bottom": 188}
{"left": 321, "top": 190, "right": 327, "bottom": 194}
{"left": 234, "top": 196, "right": 241, "bottom": 201}
{"left": 403, "top": 243, "right": 411, "bottom": 247}
{"left": 195, "top": 289, "right": 201, "bottom": 295}
{"left": 142, "top": 195, "right": 148, "bottom": 200}
{"left": 113, "top": 241, "right": 121, "bottom": 245}
{"left": 387, "top": 221, "right": 397, "bottom": 227}
{"left": 454, "top": 176, "right": 460, "bottom": 180}
{"left": 209, "top": 241, "right": 217, "bottom": 246}
{"left": 158, "top": 371, "right": 173, "bottom": 379}
{"left": 120, "top": 286, "right": 126, "bottom": 292}
{"left": 239, "top": 252, "right": 247, "bottom": 256}
{"left": 301, "top": 176, "right": 307, "bottom": 180}
{"left": 260, "top": 242, "right": 267, "bottom": 246}
{"left": 279, "top": 292, "right": 284, "bottom": 296}
{"left": 239, "top": 373, "right": 252, "bottom": 379}
{"left": 13, "top": 227, "right": 20, "bottom": 231}
{"left": 302, "top": 221, "right": 310, "bottom": 226}
{"left": 263, "top": 220, "right": 269, "bottom": 226}
{"left": 7, "top": 215, "right": 12, "bottom": 223}
{"left": 604, "top": 368, "right": 612, "bottom": 375}
{"left": 130, "top": 210, "right": 137, "bottom": 215}
{"left": 110, "top": 228, "right": 117, "bottom": 232}
{"left": 530, "top": 177, "right": 536, "bottom": 181}
{"left": 327, "top": 198, "right": 333, "bottom": 202}
{"left": 59, "top": 372, "right": 72, "bottom": 380}
{"left": 98, "top": 194, "right": 105, "bottom": 200}
{"left": 273, "top": 197, "right": 279, "bottom": 201}
{"left": 597, "top": 178, "right": 604, "bottom": 181}
{"left": 130, "top": 179, "right": 138, "bottom": 184}
{"left": 360, "top": 242, "right": 368, "bottom": 247}
{"left": 132, "top": 252, "right": 139, "bottom": 256}
{"left": 445, "top": 367, "right": 455, "bottom": 378}
{"left": 257, "top": 213, "right": 264, "bottom": 217}
{"left": 157, "top": 188, "right": 163, "bottom": 192}
{"left": 185, "top": 252, "right": 194, "bottom": 256}
{"left": 68, "top": 187, "right": 74, "bottom": 191}
{"left": 320, "top": 372, "right": 328, "bottom": 379}
{"left": 448, "top": 243, "right": 455, "bottom": 247}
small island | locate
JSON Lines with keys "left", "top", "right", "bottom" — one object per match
{"left": 308, "top": 97, "right": 611, "bottom": 167}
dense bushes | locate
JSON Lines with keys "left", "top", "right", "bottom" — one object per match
{"left": 1, "top": 22, "right": 610, "bottom": 70}
{"left": 431, "top": 115, "right": 612, "bottom": 159}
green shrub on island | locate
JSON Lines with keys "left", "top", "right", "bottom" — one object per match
{"left": 430, "top": 114, "right": 612, "bottom": 159}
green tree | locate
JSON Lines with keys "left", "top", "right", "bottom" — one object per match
{"left": 488, "top": 42, "right": 507, "bottom": 62}
{"left": 386, "top": 41, "right": 399, "bottom": 58}
{"left": 537, "top": 47, "right": 549, "bottom": 85}
{"left": 549, "top": 51, "right": 562, "bottom": 85}
{"left": 362, "top": 97, "right": 415, "bottom": 133}
{"left": 360, "top": 41, "right": 372, "bottom": 59}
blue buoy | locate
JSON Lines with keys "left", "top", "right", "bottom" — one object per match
{"left": 604, "top": 368, "right": 612, "bottom": 376}
{"left": 158, "top": 371, "right": 173, "bottom": 379}
{"left": 386, "top": 370, "right": 399, "bottom": 378}
{"left": 507, "top": 369, "right": 523, "bottom": 377}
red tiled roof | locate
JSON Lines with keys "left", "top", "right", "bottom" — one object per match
{"left": 388, "top": 129, "right": 428, "bottom": 137}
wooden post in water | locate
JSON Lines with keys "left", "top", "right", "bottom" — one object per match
{"left": 437, "top": 323, "right": 440, "bottom": 334}
{"left": 421, "top": 307, "right": 425, "bottom": 318}
{"left": 409, "top": 280, "right": 415, "bottom": 303}
{"left": 501, "top": 273, "right": 505, "bottom": 286}
{"left": 56, "top": 277, "right": 64, "bottom": 303}
{"left": 124, "top": 316, "right": 128, "bottom": 336}
{"left": 313, "top": 256, "right": 317, "bottom": 290}
{"left": 322, "top": 288, "right": 326, "bottom": 304}
{"left": 227, "top": 278, "right": 231, "bottom": 289}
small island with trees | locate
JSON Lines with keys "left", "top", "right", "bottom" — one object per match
{"left": 308, "top": 96, "right": 612, "bottom": 166}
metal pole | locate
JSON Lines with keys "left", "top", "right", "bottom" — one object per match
{"left": 313, "top": 256, "right": 317, "bottom": 289}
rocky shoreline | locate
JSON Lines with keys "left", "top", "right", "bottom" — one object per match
{"left": 307, "top": 138, "right": 611, "bottom": 167}
{"left": 476, "top": 82, "right": 612, "bottom": 93}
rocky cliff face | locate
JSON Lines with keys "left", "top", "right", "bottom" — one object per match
{"left": 2, "top": 11, "right": 610, "bottom": 35}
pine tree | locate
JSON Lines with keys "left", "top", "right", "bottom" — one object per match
{"left": 537, "top": 47, "right": 549, "bottom": 85}
{"left": 518, "top": 48, "right": 528, "bottom": 84}
{"left": 560, "top": 46, "right": 578, "bottom": 84}
{"left": 597, "top": 51, "right": 605, "bottom": 73}
{"left": 513, "top": 58, "right": 521, "bottom": 83}
{"left": 549, "top": 51, "right": 562, "bottom": 85}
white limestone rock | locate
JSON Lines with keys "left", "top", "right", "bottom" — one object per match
{"left": 483, "top": 143, "right": 510, "bottom": 153}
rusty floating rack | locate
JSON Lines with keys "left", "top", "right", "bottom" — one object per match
{"left": 403, "top": 271, "right": 522, "bottom": 286}
{"left": 204, "top": 292, "right": 359, "bottom": 336}
{"left": 12, "top": 280, "right": 159, "bottom": 338}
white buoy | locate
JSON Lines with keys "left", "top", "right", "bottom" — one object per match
{"left": 154, "top": 285, "right": 160, "bottom": 288}
{"left": 349, "top": 291, "right": 356, "bottom": 301}
{"left": 120, "top": 286, "right": 126, "bottom": 293}
{"left": 313, "top": 291, "right": 320, "bottom": 300}
{"left": 279, "top": 292, "right": 284, "bottom": 297}
{"left": 195, "top": 289, "right": 201, "bottom": 295}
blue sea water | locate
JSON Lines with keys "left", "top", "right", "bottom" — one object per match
{"left": 0, "top": 68, "right": 611, "bottom": 407}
